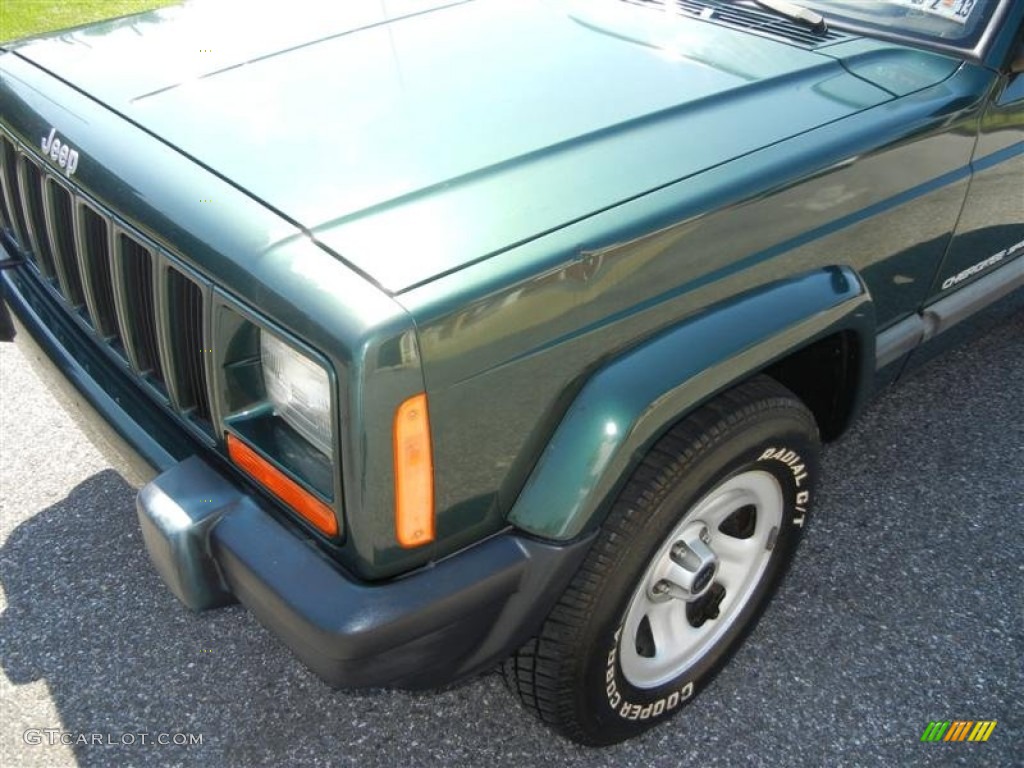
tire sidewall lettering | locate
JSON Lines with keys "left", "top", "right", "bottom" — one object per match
{"left": 755, "top": 441, "right": 817, "bottom": 527}
{"left": 603, "top": 628, "right": 694, "bottom": 720}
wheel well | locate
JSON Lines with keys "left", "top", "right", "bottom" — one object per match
{"left": 761, "top": 331, "right": 861, "bottom": 442}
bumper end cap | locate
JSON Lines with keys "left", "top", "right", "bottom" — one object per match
{"left": 136, "top": 456, "right": 239, "bottom": 611}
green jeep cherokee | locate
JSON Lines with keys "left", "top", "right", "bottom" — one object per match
{"left": 1, "top": 0, "right": 1022, "bottom": 745}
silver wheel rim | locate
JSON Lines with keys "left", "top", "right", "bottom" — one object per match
{"left": 619, "top": 470, "right": 784, "bottom": 689}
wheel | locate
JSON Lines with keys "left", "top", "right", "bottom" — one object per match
{"left": 504, "top": 375, "right": 820, "bottom": 745}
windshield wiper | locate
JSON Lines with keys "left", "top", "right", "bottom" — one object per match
{"left": 743, "top": 0, "right": 828, "bottom": 34}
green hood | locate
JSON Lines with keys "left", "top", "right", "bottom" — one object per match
{"left": 9, "top": 0, "right": 947, "bottom": 291}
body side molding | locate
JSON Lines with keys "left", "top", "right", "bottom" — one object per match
{"left": 875, "top": 254, "right": 1024, "bottom": 370}
{"left": 922, "top": 254, "right": 1024, "bottom": 338}
{"left": 876, "top": 315, "right": 925, "bottom": 369}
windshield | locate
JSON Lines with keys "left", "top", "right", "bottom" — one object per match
{"left": 799, "top": 0, "right": 1002, "bottom": 48}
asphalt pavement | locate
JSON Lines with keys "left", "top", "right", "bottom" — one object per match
{"left": 1, "top": 306, "right": 1021, "bottom": 768}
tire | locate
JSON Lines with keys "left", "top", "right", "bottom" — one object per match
{"left": 503, "top": 375, "right": 820, "bottom": 745}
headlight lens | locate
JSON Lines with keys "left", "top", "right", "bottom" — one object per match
{"left": 260, "top": 330, "right": 333, "bottom": 457}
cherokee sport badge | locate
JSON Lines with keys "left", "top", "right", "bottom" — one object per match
{"left": 40, "top": 127, "right": 79, "bottom": 177}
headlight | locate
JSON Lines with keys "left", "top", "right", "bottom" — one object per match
{"left": 260, "top": 330, "right": 333, "bottom": 457}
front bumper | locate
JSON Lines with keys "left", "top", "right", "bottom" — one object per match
{"left": 2, "top": 261, "right": 593, "bottom": 689}
{"left": 138, "top": 456, "right": 592, "bottom": 688}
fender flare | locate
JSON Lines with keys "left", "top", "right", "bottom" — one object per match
{"left": 507, "top": 266, "right": 874, "bottom": 540}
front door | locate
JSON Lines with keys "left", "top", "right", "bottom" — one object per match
{"left": 929, "top": 32, "right": 1024, "bottom": 299}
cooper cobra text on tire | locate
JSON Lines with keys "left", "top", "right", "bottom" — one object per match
{"left": 504, "top": 375, "right": 821, "bottom": 745}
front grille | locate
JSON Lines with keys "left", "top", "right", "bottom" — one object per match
{"left": 0, "top": 127, "right": 214, "bottom": 438}
{"left": 623, "top": 0, "right": 848, "bottom": 48}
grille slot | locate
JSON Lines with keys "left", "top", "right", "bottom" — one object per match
{"left": 0, "top": 141, "right": 12, "bottom": 240}
{"left": 77, "top": 203, "right": 120, "bottom": 341}
{"left": 0, "top": 187, "right": 7, "bottom": 239}
{"left": 118, "top": 233, "right": 165, "bottom": 386}
{"left": 167, "top": 268, "right": 212, "bottom": 424}
{"left": 18, "top": 158, "right": 58, "bottom": 278}
{"left": 44, "top": 179, "right": 87, "bottom": 308}
{"left": 1, "top": 136, "right": 29, "bottom": 248}
{"left": 624, "top": 0, "right": 848, "bottom": 48}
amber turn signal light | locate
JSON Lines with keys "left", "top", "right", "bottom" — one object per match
{"left": 394, "top": 393, "right": 435, "bottom": 548}
{"left": 227, "top": 433, "right": 338, "bottom": 537}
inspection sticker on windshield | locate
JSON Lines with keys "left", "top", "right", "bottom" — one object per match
{"left": 884, "top": 0, "right": 978, "bottom": 24}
